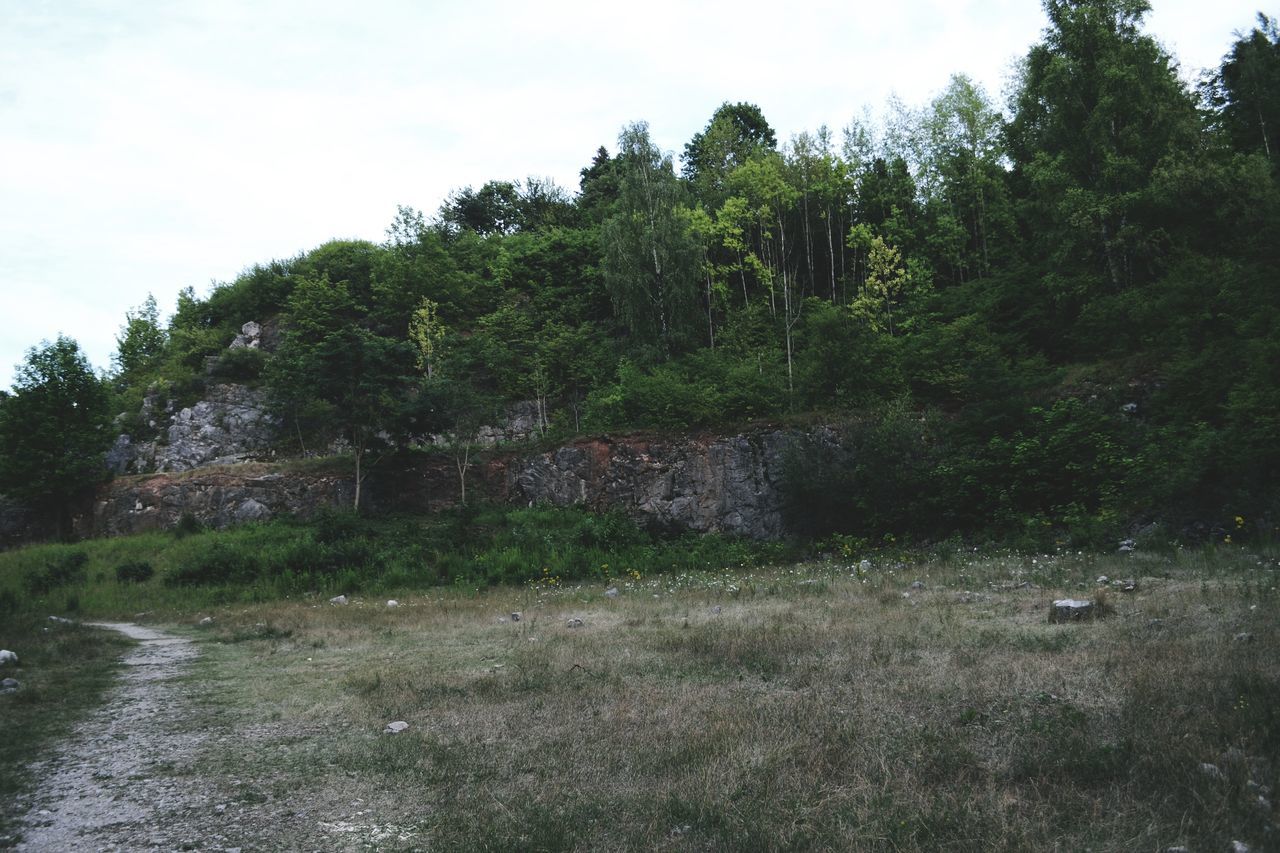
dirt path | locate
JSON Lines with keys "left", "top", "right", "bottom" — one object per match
{"left": 13, "top": 623, "right": 223, "bottom": 852}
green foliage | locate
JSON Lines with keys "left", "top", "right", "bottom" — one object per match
{"left": 208, "top": 346, "right": 266, "bottom": 383}
{"left": 602, "top": 123, "right": 703, "bottom": 356}
{"left": 113, "top": 294, "right": 166, "bottom": 378}
{"left": 114, "top": 560, "right": 155, "bottom": 583}
{"left": 24, "top": 550, "right": 88, "bottom": 595}
{"left": 0, "top": 337, "right": 112, "bottom": 533}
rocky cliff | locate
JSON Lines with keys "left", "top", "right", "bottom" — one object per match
{"left": 91, "top": 464, "right": 352, "bottom": 537}
{"left": 497, "top": 431, "right": 800, "bottom": 539}
{"left": 107, "top": 383, "right": 281, "bottom": 475}
{"left": 85, "top": 428, "right": 809, "bottom": 540}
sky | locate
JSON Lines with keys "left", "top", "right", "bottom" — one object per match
{"left": 0, "top": 0, "right": 1269, "bottom": 386}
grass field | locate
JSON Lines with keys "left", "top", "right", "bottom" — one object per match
{"left": 1, "top": 529, "right": 1277, "bottom": 850}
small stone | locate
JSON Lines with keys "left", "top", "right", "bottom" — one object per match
{"left": 386, "top": 600, "right": 399, "bottom": 607}
{"left": 1200, "top": 762, "right": 1225, "bottom": 780}
{"left": 1, "top": 677, "right": 18, "bottom": 692}
{"left": 1118, "top": 538, "right": 1136, "bottom": 553}
{"left": 566, "top": 618, "right": 583, "bottom": 628}
{"left": 711, "top": 605, "right": 722, "bottom": 614}
{"left": 1096, "top": 575, "right": 1109, "bottom": 585}
{"left": 384, "top": 721, "right": 409, "bottom": 734}
{"left": 1231, "top": 841, "right": 1251, "bottom": 853}
{"left": 604, "top": 587, "right": 619, "bottom": 598}
{"left": 1049, "top": 599, "right": 1095, "bottom": 623}
{"left": 510, "top": 611, "right": 521, "bottom": 622}
{"left": 199, "top": 617, "right": 213, "bottom": 625}
{"left": 0, "top": 650, "right": 16, "bottom": 665}
{"left": 1119, "top": 579, "right": 1138, "bottom": 592}
{"left": 1234, "top": 632, "right": 1256, "bottom": 643}
{"left": 1120, "top": 402, "right": 1138, "bottom": 414}
{"left": 858, "top": 559, "right": 872, "bottom": 572}
{"left": 214, "top": 804, "right": 226, "bottom": 814}
{"left": 910, "top": 580, "right": 925, "bottom": 590}
{"left": 329, "top": 595, "right": 348, "bottom": 605}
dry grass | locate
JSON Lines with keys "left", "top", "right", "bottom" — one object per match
{"left": 141, "top": 546, "right": 1278, "bottom": 850}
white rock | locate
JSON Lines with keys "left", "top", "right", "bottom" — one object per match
{"left": 1049, "top": 599, "right": 1095, "bottom": 623}
{"left": 1096, "top": 575, "right": 1109, "bottom": 585}
{"left": 0, "top": 650, "right": 16, "bottom": 665}
{"left": 1231, "top": 841, "right": 1251, "bottom": 853}
{"left": 384, "top": 721, "right": 409, "bottom": 734}
{"left": 910, "top": 580, "right": 925, "bottom": 590}
{"left": 604, "top": 587, "right": 619, "bottom": 598}
{"left": 198, "top": 617, "right": 213, "bottom": 625}
{"left": 386, "top": 600, "right": 399, "bottom": 607}
{"left": 1, "top": 677, "right": 18, "bottom": 691}
{"left": 330, "top": 595, "right": 348, "bottom": 605}
{"left": 566, "top": 618, "right": 584, "bottom": 628}
{"left": 858, "top": 559, "right": 872, "bottom": 572}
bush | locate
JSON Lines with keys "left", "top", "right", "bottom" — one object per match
{"left": 166, "top": 542, "right": 258, "bottom": 586}
{"left": 209, "top": 346, "right": 266, "bottom": 382}
{"left": 115, "top": 561, "right": 155, "bottom": 583}
{"left": 24, "top": 551, "right": 88, "bottom": 596}
{"left": 173, "top": 513, "right": 203, "bottom": 538}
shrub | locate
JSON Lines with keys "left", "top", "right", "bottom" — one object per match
{"left": 115, "top": 561, "right": 155, "bottom": 583}
{"left": 173, "top": 513, "right": 203, "bottom": 538}
{"left": 24, "top": 551, "right": 89, "bottom": 596}
{"left": 166, "top": 541, "right": 258, "bottom": 586}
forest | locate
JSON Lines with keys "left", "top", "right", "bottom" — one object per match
{"left": 2, "top": 0, "right": 1278, "bottom": 549}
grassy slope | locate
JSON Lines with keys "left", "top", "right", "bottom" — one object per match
{"left": 146, "top": 547, "right": 1279, "bottom": 850}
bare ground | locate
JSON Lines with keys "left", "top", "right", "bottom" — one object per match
{"left": 11, "top": 624, "right": 220, "bottom": 852}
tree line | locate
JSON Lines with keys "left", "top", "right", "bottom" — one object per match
{"left": 3, "top": 0, "right": 1278, "bottom": 545}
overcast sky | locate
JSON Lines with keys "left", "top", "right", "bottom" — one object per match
{"left": 0, "top": 0, "right": 1268, "bottom": 386}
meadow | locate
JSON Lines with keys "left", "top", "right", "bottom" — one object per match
{"left": 1, "top": 519, "right": 1276, "bottom": 850}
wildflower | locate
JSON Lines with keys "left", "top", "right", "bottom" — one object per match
{"left": 1235, "top": 515, "right": 1245, "bottom": 529}
{"left": 1224, "top": 535, "right": 1233, "bottom": 545}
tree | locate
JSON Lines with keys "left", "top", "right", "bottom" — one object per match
{"left": 113, "top": 294, "right": 166, "bottom": 378}
{"left": 601, "top": 122, "right": 702, "bottom": 357}
{"left": 0, "top": 337, "right": 111, "bottom": 536}
{"left": 1203, "top": 14, "right": 1280, "bottom": 160}
{"left": 267, "top": 276, "right": 412, "bottom": 510}
{"left": 682, "top": 102, "right": 778, "bottom": 202}
{"left": 1006, "top": 0, "right": 1199, "bottom": 293}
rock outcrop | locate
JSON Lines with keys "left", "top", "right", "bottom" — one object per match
{"left": 108, "top": 384, "right": 281, "bottom": 475}
{"left": 85, "top": 428, "right": 811, "bottom": 540}
{"left": 497, "top": 431, "right": 800, "bottom": 539}
{"left": 93, "top": 466, "right": 351, "bottom": 536}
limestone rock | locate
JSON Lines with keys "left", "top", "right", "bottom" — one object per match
{"left": 0, "top": 650, "right": 16, "bottom": 665}
{"left": 1, "top": 677, "right": 18, "bottom": 692}
{"left": 384, "top": 721, "right": 409, "bottom": 734}
{"left": 566, "top": 618, "right": 584, "bottom": 628}
{"left": 330, "top": 595, "right": 348, "bottom": 605}
{"left": 234, "top": 499, "right": 271, "bottom": 522}
{"left": 386, "top": 600, "right": 399, "bottom": 607}
{"left": 1049, "top": 599, "right": 1095, "bottom": 623}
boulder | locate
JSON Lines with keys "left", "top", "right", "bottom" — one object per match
{"left": 1049, "top": 599, "right": 1096, "bottom": 623}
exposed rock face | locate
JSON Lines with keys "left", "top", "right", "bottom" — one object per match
{"left": 110, "top": 384, "right": 281, "bottom": 475}
{"left": 500, "top": 431, "right": 798, "bottom": 539}
{"left": 93, "top": 467, "right": 351, "bottom": 537}
{"left": 85, "top": 427, "right": 810, "bottom": 540}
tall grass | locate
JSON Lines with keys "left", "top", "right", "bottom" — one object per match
{"left": 0, "top": 505, "right": 796, "bottom": 619}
